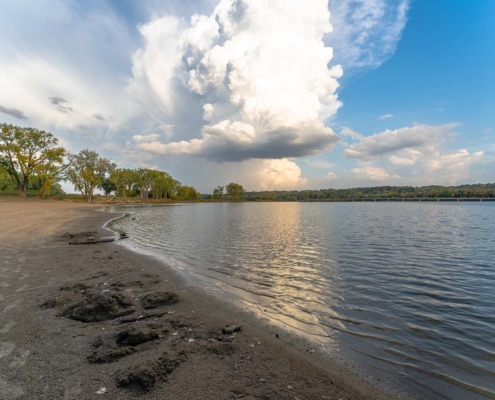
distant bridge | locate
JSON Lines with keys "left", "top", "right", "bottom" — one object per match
{"left": 301, "top": 198, "right": 495, "bottom": 202}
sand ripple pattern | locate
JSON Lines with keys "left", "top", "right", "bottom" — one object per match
{"left": 110, "top": 202, "right": 495, "bottom": 398}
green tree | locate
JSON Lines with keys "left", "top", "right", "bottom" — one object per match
{"left": 0, "top": 123, "right": 66, "bottom": 197}
{"left": 213, "top": 185, "right": 224, "bottom": 200}
{"left": 110, "top": 168, "right": 138, "bottom": 198}
{"left": 0, "top": 165, "right": 14, "bottom": 192}
{"left": 34, "top": 146, "right": 68, "bottom": 198}
{"left": 176, "top": 185, "right": 200, "bottom": 200}
{"left": 66, "top": 149, "right": 115, "bottom": 202}
{"left": 100, "top": 177, "right": 118, "bottom": 196}
{"left": 225, "top": 182, "right": 245, "bottom": 201}
{"left": 151, "top": 171, "right": 177, "bottom": 199}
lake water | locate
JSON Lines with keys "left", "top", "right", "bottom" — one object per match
{"left": 109, "top": 202, "right": 495, "bottom": 399}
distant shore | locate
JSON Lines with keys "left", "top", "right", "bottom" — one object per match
{"left": 0, "top": 198, "right": 398, "bottom": 399}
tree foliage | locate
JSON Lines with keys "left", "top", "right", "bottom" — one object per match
{"left": 213, "top": 185, "right": 224, "bottom": 200}
{"left": 0, "top": 123, "right": 66, "bottom": 197}
{"left": 244, "top": 184, "right": 495, "bottom": 201}
{"left": 105, "top": 168, "right": 181, "bottom": 199}
{"left": 176, "top": 185, "right": 201, "bottom": 200}
{"left": 225, "top": 182, "right": 245, "bottom": 200}
{"left": 0, "top": 165, "right": 13, "bottom": 192}
{"left": 109, "top": 168, "right": 139, "bottom": 198}
{"left": 66, "top": 149, "right": 115, "bottom": 202}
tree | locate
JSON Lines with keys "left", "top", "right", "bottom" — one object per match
{"left": 225, "top": 182, "right": 245, "bottom": 201}
{"left": 136, "top": 168, "right": 156, "bottom": 199}
{"left": 66, "top": 149, "right": 115, "bottom": 202}
{"left": 34, "top": 146, "right": 68, "bottom": 198}
{"left": 176, "top": 185, "right": 201, "bottom": 200}
{"left": 100, "top": 177, "right": 118, "bottom": 196}
{"left": 213, "top": 185, "right": 224, "bottom": 200}
{"left": 151, "top": 171, "right": 177, "bottom": 199}
{"left": 109, "top": 168, "right": 138, "bottom": 198}
{"left": 0, "top": 165, "right": 14, "bottom": 192}
{"left": 0, "top": 123, "right": 66, "bottom": 197}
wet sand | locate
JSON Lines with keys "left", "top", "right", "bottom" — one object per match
{"left": 0, "top": 198, "right": 400, "bottom": 399}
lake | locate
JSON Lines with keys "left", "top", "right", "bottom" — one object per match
{"left": 109, "top": 202, "right": 495, "bottom": 399}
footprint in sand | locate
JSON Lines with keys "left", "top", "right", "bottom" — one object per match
{"left": 0, "top": 321, "right": 16, "bottom": 334}
{"left": 9, "top": 349, "right": 30, "bottom": 369}
{"left": 0, "top": 377, "right": 24, "bottom": 399}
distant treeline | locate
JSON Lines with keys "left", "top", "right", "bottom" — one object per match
{"left": 243, "top": 184, "right": 495, "bottom": 201}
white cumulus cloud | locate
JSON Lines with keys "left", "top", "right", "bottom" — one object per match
{"left": 130, "top": 0, "right": 343, "bottom": 162}
{"left": 254, "top": 159, "right": 308, "bottom": 190}
{"left": 343, "top": 123, "right": 459, "bottom": 161}
{"left": 352, "top": 166, "right": 400, "bottom": 181}
{"left": 342, "top": 123, "right": 485, "bottom": 185}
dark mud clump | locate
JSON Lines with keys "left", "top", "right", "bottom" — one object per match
{"left": 88, "top": 347, "right": 136, "bottom": 364}
{"left": 70, "top": 291, "right": 135, "bottom": 322}
{"left": 119, "top": 365, "right": 157, "bottom": 391}
{"left": 117, "top": 354, "right": 185, "bottom": 392}
{"left": 140, "top": 291, "right": 179, "bottom": 309}
{"left": 116, "top": 325, "right": 165, "bottom": 346}
{"left": 40, "top": 291, "right": 87, "bottom": 316}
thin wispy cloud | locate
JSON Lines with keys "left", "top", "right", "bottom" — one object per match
{"left": 327, "top": 0, "right": 410, "bottom": 73}
{"left": 378, "top": 114, "right": 394, "bottom": 120}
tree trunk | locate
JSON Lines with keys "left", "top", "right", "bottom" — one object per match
{"left": 88, "top": 184, "right": 93, "bottom": 203}
{"left": 20, "top": 178, "right": 28, "bottom": 198}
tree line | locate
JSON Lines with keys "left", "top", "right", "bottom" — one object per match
{"left": 0, "top": 123, "right": 200, "bottom": 201}
{"left": 244, "top": 184, "right": 495, "bottom": 201}
{"left": 211, "top": 183, "right": 246, "bottom": 201}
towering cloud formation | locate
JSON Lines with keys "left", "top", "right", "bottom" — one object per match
{"left": 130, "top": 0, "right": 343, "bottom": 162}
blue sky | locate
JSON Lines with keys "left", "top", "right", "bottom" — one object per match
{"left": 0, "top": 0, "right": 493, "bottom": 192}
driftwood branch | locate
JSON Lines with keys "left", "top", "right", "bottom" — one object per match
{"left": 68, "top": 238, "right": 115, "bottom": 245}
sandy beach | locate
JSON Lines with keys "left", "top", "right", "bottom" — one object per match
{"left": 0, "top": 198, "right": 397, "bottom": 400}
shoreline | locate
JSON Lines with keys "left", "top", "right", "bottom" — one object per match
{"left": 1, "top": 199, "right": 407, "bottom": 399}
